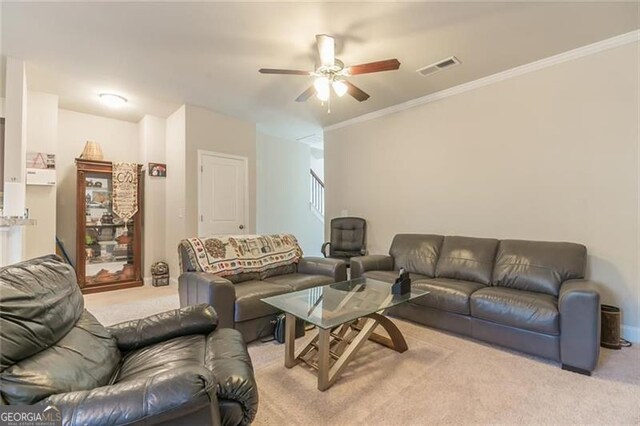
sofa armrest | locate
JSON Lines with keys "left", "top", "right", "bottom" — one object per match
{"left": 350, "top": 255, "right": 394, "bottom": 279}
{"left": 39, "top": 366, "right": 220, "bottom": 426}
{"left": 205, "top": 328, "right": 258, "bottom": 425}
{"left": 107, "top": 304, "right": 218, "bottom": 352}
{"left": 179, "top": 272, "right": 236, "bottom": 329}
{"left": 559, "top": 279, "right": 601, "bottom": 373}
{"left": 298, "top": 257, "right": 347, "bottom": 282}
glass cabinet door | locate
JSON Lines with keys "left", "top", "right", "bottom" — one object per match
{"left": 83, "top": 171, "right": 136, "bottom": 285}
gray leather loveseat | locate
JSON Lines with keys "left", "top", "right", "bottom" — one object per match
{"left": 351, "top": 234, "right": 600, "bottom": 375}
{"left": 179, "top": 244, "right": 347, "bottom": 342}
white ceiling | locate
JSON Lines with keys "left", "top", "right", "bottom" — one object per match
{"left": 2, "top": 2, "right": 638, "bottom": 139}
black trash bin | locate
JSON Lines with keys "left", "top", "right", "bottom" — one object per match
{"left": 601, "top": 305, "right": 622, "bottom": 349}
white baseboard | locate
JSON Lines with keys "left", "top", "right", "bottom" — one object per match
{"left": 622, "top": 325, "right": 640, "bottom": 343}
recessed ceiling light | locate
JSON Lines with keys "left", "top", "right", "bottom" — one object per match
{"left": 99, "top": 93, "right": 128, "bottom": 108}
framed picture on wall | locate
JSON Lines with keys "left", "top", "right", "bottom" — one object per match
{"left": 148, "top": 163, "right": 166, "bottom": 177}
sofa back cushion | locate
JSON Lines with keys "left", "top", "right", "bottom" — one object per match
{"left": 0, "top": 255, "right": 84, "bottom": 371}
{"left": 435, "top": 236, "right": 499, "bottom": 285}
{"left": 330, "top": 217, "right": 366, "bottom": 253}
{"left": 492, "top": 240, "right": 586, "bottom": 296}
{"left": 1, "top": 310, "right": 120, "bottom": 404}
{"left": 389, "top": 234, "right": 444, "bottom": 277}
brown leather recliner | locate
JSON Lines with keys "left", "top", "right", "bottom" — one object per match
{"left": 0, "top": 255, "right": 258, "bottom": 426}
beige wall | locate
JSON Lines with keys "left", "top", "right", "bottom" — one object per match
{"left": 164, "top": 106, "right": 186, "bottom": 279}
{"left": 325, "top": 42, "right": 639, "bottom": 336}
{"left": 56, "top": 109, "right": 139, "bottom": 266}
{"left": 256, "top": 131, "right": 324, "bottom": 256}
{"left": 25, "top": 91, "right": 58, "bottom": 259}
{"left": 185, "top": 105, "right": 257, "bottom": 237}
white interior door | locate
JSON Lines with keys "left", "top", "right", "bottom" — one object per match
{"left": 199, "top": 152, "right": 247, "bottom": 236}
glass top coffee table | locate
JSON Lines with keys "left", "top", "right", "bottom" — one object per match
{"left": 262, "top": 277, "right": 428, "bottom": 391}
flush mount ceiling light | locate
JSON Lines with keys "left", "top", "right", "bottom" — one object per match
{"left": 258, "top": 34, "right": 401, "bottom": 113}
{"left": 99, "top": 93, "right": 128, "bottom": 108}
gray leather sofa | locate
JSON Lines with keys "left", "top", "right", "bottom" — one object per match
{"left": 179, "top": 246, "right": 347, "bottom": 342}
{"left": 351, "top": 234, "right": 600, "bottom": 375}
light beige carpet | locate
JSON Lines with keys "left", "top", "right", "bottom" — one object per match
{"left": 250, "top": 320, "right": 640, "bottom": 425}
{"left": 83, "top": 286, "right": 640, "bottom": 424}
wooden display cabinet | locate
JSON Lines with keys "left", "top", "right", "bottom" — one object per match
{"left": 76, "top": 159, "right": 144, "bottom": 293}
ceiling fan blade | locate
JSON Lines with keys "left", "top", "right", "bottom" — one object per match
{"left": 316, "top": 34, "right": 335, "bottom": 68}
{"left": 344, "top": 81, "right": 370, "bottom": 102}
{"left": 346, "top": 59, "right": 401, "bottom": 75}
{"left": 295, "top": 86, "right": 317, "bottom": 102}
{"left": 259, "top": 68, "right": 311, "bottom": 75}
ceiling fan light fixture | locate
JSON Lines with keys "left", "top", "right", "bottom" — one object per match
{"left": 314, "top": 77, "right": 330, "bottom": 101}
{"left": 332, "top": 80, "right": 348, "bottom": 97}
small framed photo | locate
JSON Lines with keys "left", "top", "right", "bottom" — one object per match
{"left": 149, "top": 163, "right": 167, "bottom": 177}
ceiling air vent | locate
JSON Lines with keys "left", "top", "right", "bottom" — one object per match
{"left": 416, "top": 56, "right": 461, "bottom": 77}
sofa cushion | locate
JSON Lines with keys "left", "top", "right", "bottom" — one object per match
{"left": 389, "top": 234, "right": 444, "bottom": 277}
{"left": 493, "top": 240, "right": 586, "bottom": 296}
{"left": 362, "top": 270, "right": 429, "bottom": 283}
{"left": 263, "top": 273, "right": 334, "bottom": 291}
{"left": 116, "top": 334, "right": 204, "bottom": 383}
{"left": 435, "top": 236, "right": 499, "bottom": 285}
{"left": 234, "top": 280, "right": 292, "bottom": 322}
{"left": 0, "top": 255, "right": 84, "bottom": 370}
{"left": 470, "top": 287, "right": 559, "bottom": 335}
{"left": 1, "top": 311, "right": 121, "bottom": 405}
{"left": 411, "top": 278, "right": 485, "bottom": 315}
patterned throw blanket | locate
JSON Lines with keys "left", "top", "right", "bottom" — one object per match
{"left": 179, "top": 234, "right": 303, "bottom": 277}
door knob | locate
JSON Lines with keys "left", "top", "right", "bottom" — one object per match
{"left": 239, "top": 225, "right": 245, "bottom": 230}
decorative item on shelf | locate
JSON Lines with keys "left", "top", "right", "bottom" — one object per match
{"left": 79, "top": 141, "right": 104, "bottom": 161}
{"left": 100, "top": 212, "right": 114, "bottom": 224}
{"left": 391, "top": 267, "right": 411, "bottom": 295}
{"left": 116, "top": 233, "right": 132, "bottom": 245}
{"left": 148, "top": 163, "right": 167, "bottom": 177}
{"left": 151, "top": 261, "right": 170, "bottom": 287}
{"left": 121, "top": 264, "right": 136, "bottom": 280}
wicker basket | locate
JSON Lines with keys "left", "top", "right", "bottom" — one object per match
{"left": 80, "top": 141, "right": 104, "bottom": 161}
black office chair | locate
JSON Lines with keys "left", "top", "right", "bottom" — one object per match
{"left": 321, "top": 217, "right": 367, "bottom": 266}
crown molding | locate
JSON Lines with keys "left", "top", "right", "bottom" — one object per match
{"left": 325, "top": 30, "right": 640, "bottom": 133}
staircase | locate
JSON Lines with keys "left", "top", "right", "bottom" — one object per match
{"left": 310, "top": 169, "right": 324, "bottom": 221}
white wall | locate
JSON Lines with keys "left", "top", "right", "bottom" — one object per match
{"left": 1, "top": 57, "right": 28, "bottom": 266}
{"left": 164, "top": 106, "right": 186, "bottom": 279}
{"left": 57, "top": 109, "right": 139, "bottom": 266}
{"left": 325, "top": 42, "right": 640, "bottom": 336}
{"left": 25, "top": 91, "right": 58, "bottom": 259}
{"left": 256, "top": 132, "right": 324, "bottom": 256}
{"left": 139, "top": 115, "right": 166, "bottom": 281}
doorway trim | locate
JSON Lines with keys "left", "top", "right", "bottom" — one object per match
{"left": 197, "top": 149, "right": 250, "bottom": 237}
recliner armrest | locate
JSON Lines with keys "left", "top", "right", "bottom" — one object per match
{"left": 179, "top": 272, "right": 236, "bottom": 329}
{"left": 559, "top": 279, "right": 600, "bottom": 373}
{"left": 108, "top": 304, "right": 218, "bottom": 352}
{"left": 298, "top": 257, "right": 347, "bottom": 282}
{"left": 350, "top": 255, "right": 394, "bottom": 279}
{"left": 39, "top": 366, "right": 220, "bottom": 426}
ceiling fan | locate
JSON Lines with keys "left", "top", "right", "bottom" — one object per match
{"left": 259, "top": 34, "right": 401, "bottom": 111}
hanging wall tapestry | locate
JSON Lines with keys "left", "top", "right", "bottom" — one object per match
{"left": 112, "top": 162, "right": 138, "bottom": 230}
